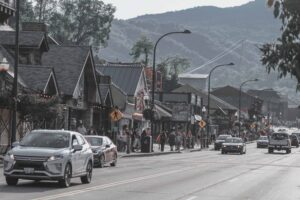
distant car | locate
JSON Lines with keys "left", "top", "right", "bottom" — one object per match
{"left": 257, "top": 136, "right": 269, "bottom": 148}
{"left": 221, "top": 137, "right": 246, "bottom": 154}
{"left": 3, "top": 130, "right": 93, "bottom": 187}
{"left": 85, "top": 136, "right": 117, "bottom": 168}
{"left": 289, "top": 134, "right": 299, "bottom": 148}
{"left": 268, "top": 132, "right": 291, "bottom": 154}
{"left": 214, "top": 135, "right": 232, "bottom": 150}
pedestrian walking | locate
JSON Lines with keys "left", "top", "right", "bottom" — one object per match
{"left": 175, "top": 131, "right": 182, "bottom": 152}
{"left": 77, "top": 120, "right": 87, "bottom": 135}
{"left": 159, "top": 131, "right": 167, "bottom": 152}
{"left": 168, "top": 128, "right": 176, "bottom": 151}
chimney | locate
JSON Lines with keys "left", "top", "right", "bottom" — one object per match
{"left": 22, "top": 22, "right": 48, "bottom": 32}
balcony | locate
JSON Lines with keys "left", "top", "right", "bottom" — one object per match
{"left": 0, "top": 0, "right": 15, "bottom": 9}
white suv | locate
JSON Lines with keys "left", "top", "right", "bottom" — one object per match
{"left": 3, "top": 130, "right": 93, "bottom": 187}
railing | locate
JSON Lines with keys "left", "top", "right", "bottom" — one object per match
{"left": 0, "top": 0, "right": 15, "bottom": 9}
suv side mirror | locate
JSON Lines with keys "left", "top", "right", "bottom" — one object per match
{"left": 12, "top": 142, "right": 20, "bottom": 148}
{"left": 105, "top": 144, "right": 110, "bottom": 148}
{"left": 73, "top": 145, "right": 83, "bottom": 152}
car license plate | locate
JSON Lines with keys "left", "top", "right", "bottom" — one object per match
{"left": 24, "top": 168, "right": 34, "bottom": 174}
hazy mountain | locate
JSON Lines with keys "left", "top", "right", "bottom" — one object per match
{"left": 98, "top": 0, "right": 300, "bottom": 102}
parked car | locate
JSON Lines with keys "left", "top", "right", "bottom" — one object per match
{"left": 3, "top": 130, "right": 93, "bottom": 187}
{"left": 85, "top": 136, "right": 117, "bottom": 168}
{"left": 221, "top": 137, "right": 246, "bottom": 154}
{"left": 214, "top": 135, "right": 232, "bottom": 150}
{"left": 291, "top": 132, "right": 300, "bottom": 147}
{"left": 268, "top": 132, "right": 291, "bottom": 154}
{"left": 257, "top": 136, "right": 269, "bottom": 148}
{"left": 289, "top": 134, "right": 299, "bottom": 148}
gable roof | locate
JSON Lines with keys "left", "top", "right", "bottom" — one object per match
{"left": 42, "top": 45, "right": 91, "bottom": 95}
{"left": 99, "top": 84, "right": 112, "bottom": 103}
{"left": 212, "top": 85, "right": 255, "bottom": 99}
{"left": 96, "top": 62, "right": 144, "bottom": 96}
{"left": 247, "top": 88, "right": 281, "bottom": 102}
{"left": 0, "top": 31, "right": 49, "bottom": 50}
{"left": 172, "top": 84, "right": 237, "bottom": 110}
{"left": 18, "top": 65, "right": 58, "bottom": 94}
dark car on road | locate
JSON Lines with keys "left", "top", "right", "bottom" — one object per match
{"left": 3, "top": 130, "right": 93, "bottom": 187}
{"left": 289, "top": 134, "right": 299, "bottom": 148}
{"left": 214, "top": 135, "right": 232, "bottom": 150}
{"left": 85, "top": 136, "right": 117, "bottom": 168}
{"left": 221, "top": 137, "right": 246, "bottom": 154}
{"left": 257, "top": 136, "right": 269, "bottom": 148}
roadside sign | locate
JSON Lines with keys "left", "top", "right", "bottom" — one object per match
{"left": 110, "top": 109, "right": 123, "bottom": 121}
{"left": 199, "top": 120, "right": 206, "bottom": 128}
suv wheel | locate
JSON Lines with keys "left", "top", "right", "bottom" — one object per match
{"left": 286, "top": 149, "right": 291, "bottom": 154}
{"left": 81, "top": 161, "right": 92, "bottom": 184}
{"left": 6, "top": 177, "right": 18, "bottom": 186}
{"left": 59, "top": 163, "right": 72, "bottom": 188}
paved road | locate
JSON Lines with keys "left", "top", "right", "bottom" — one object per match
{"left": 1, "top": 143, "right": 300, "bottom": 200}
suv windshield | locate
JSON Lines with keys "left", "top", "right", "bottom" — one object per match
{"left": 271, "top": 133, "right": 288, "bottom": 140}
{"left": 225, "top": 138, "right": 243, "bottom": 143}
{"left": 20, "top": 131, "right": 70, "bottom": 148}
{"left": 85, "top": 137, "right": 103, "bottom": 146}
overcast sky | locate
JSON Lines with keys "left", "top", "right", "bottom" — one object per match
{"left": 102, "top": 0, "right": 254, "bottom": 19}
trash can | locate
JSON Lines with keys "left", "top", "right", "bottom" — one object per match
{"left": 141, "top": 136, "right": 152, "bottom": 153}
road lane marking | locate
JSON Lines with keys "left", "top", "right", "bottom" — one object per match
{"left": 32, "top": 167, "right": 194, "bottom": 200}
{"left": 185, "top": 196, "right": 197, "bottom": 200}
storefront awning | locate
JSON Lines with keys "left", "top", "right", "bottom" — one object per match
{"left": 132, "top": 112, "right": 143, "bottom": 121}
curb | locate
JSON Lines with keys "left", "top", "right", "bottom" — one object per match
{"left": 120, "top": 151, "right": 182, "bottom": 158}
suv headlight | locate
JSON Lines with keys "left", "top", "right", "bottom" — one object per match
{"left": 5, "top": 152, "right": 14, "bottom": 161}
{"left": 48, "top": 155, "right": 64, "bottom": 162}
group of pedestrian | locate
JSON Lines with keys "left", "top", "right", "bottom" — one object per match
{"left": 156, "top": 128, "right": 196, "bottom": 152}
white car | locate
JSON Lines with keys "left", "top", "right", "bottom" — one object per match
{"left": 3, "top": 130, "right": 93, "bottom": 187}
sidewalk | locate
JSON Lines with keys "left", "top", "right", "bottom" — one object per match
{"left": 119, "top": 144, "right": 184, "bottom": 158}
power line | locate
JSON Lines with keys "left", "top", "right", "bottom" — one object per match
{"left": 185, "top": 39, "right": 244, "bottom": 74}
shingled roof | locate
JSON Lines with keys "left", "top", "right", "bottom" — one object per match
{"left": 42, "top": 45, "right": 91, "bottom": 95}
{"left": 18, "top": 65, "right": 56, "bottom": 93}
{"left": 96, "top": 63, "right": 144, "bottom": 96}
{"left": 0, "top": 31, "right": 49, "bottom": 50}
{"left": 172, "top": 84, "right": 237, "bottom": 110}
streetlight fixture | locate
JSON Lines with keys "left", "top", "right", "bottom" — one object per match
{"left": 238, "top": 78, "right": 259, "bottom": 137}
{"left": 151, "top": 30, "right": 191, "bottom": 137}
{"left": 207, "top": 63, "right": 234, "bottom": 138}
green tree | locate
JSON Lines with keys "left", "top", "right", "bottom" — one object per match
{"left": 261, "top": 0, "right": 300, "bottom": 89}
{"left": 34, "top": 0, "right": 57, "bottom": 22}
{"left": 157, "top": 56, "right": 191, "bottom": 92}
{"left": 130, "top": 35, "right": 153, "bottom": 66}
{"left": 19, "top": 0, "right": 35, "bottom": 22}
{"left": 49, "top": 0, "right": 115, "bottom": 46}
{"left": 20, "top": 0, "right": 115, "bottom": 47}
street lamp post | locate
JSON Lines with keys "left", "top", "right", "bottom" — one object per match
{"left": 238, "top": 78, "right": 259, "bottom": 137}
{"left": 11, "top": 0, "right": 20, "bottom": 145}
{"left": 207, "top": 63, "right": 234, "bottom": 140}
{"left": 151, "top": 30, "right": 191, "bottom": 140}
